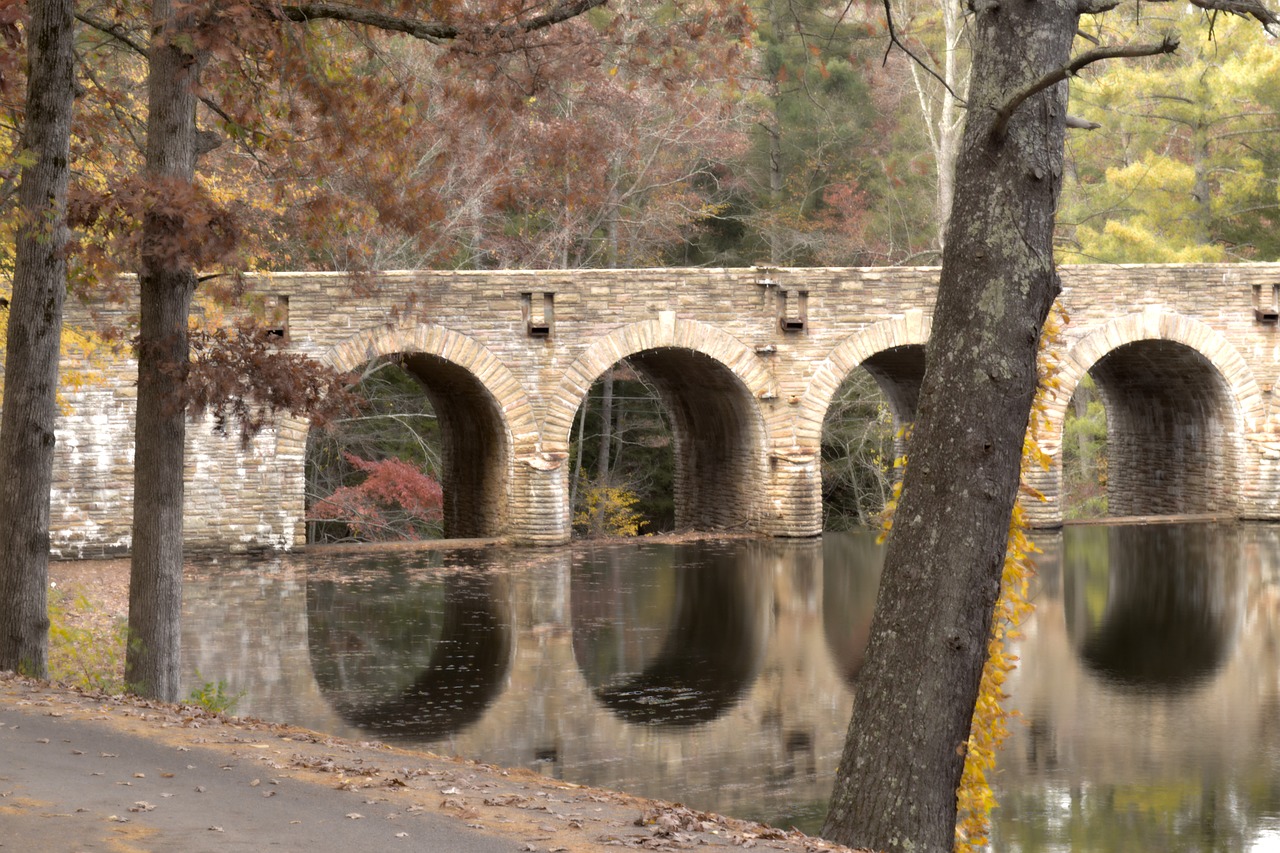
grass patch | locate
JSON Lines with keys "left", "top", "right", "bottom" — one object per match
{"left": 185, "top": 672, "right": 244, "bottom": 714}
{"left": 48, "top": 587, "right": 127, "bottom": 693}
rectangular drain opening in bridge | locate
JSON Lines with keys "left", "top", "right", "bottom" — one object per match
{"left": 523, "top": 292, "right": 554, "bottom": 337}
{"left": 1253, "top": 284, "right": 1279, "bottom": 324}
{"left": 779, "top": 290, "right": 808, "bottom": 333}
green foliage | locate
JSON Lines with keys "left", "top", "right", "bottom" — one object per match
{"left": 1062, "top": 376, "right": 1108, "bottom": 519}
{"left": 676, "top": 0, "right": 937, "bottom": 266}
{"left": 47, "top": 589, "right": 127, "bottom": 694}
{"left": 185, "top": 672, "right": 244, "bottom": 715}
{"left": 1060, "top": 13, "right": 1280, "bottom": 262}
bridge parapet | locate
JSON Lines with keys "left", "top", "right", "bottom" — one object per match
{"left": 45, "top": 263, "right": 1280, "bottom": 556}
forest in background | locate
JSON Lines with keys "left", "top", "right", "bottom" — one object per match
{"left": 2, "top": 0, "right": 1275, "bottom": 540}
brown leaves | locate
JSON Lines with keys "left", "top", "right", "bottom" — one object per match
{"left": 185, "top": 319, "right": 360, "bottom": 444}
{"left": 68, "top": 174, "right": 247, "bottom": 281}
{"left": 0, "top": 0, "right": 22, "bottom": 48}
{"left": 0, "top": 0, "right": 24, "bottom": 94}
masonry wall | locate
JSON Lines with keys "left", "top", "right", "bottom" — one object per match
{"left": 47, "top": 263, "right": 1280, "bottom": 556}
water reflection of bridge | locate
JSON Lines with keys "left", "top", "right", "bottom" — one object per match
{"left": 182, "top": 536, "right": 883, "bottom": 823}
{"left": 180, "top": 525, "right": 1280, "bottom": 839}
{"left": 999, "top": 524, "right": 1280, "bottom": 851}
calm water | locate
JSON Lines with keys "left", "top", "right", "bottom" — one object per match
{"left": 181, "top": 525, "right": 1280, "bottom": 849}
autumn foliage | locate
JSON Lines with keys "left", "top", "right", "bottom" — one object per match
{"left": 310, "top": 452, "right": 444, "bottom": 541}
{"left": 954, "top": 304, "right": 1067, "bottom": 850}
{"left": 184, "top": 318, "right": 358, "bottom": 444}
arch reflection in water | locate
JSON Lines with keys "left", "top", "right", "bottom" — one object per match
{"left": 821, "top": 531, "right": 884, "bottom": 687}
{"left": 307, "top": 552, "right": 514, "bottom": 740}
{"left": 1065, "top": 524, "right": 1244, "bottom": 690}
{"left": 570, "top": 542, "right": 772, "bottom": 726}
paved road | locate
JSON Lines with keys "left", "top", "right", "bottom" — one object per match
{"left": 0, "top": 677, "right": 846, "bottom": 853}
{"left": 0, "top": 700, "right": 526, "bottom": 853}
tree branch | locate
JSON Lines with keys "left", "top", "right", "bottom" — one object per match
{"left": 1077, "top": 0, "right": 1120, "bottom": 14}
{"left": 880, "top": 0, "right": 967, "bottom": 106}
{"left": 991, "top": 33, "right": 1180, "bottom": 139}
{"left": 277, "top": 2, "right": 456, "bottom": 42}
{"left": 75, "top": 11, "right": 148, "bottom": 56}
{"left": 277, "top": 0, "right": 609, "bottom": 43}
{"left": 1188, "top": 0, "right": 1280, "bottom": 33}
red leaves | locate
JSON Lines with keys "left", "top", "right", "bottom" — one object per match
{"left": 310, "top": 452, "right": 444, "bottom": 541}
{"left": 69, "top": 175, "right": 249, "bottom": 279}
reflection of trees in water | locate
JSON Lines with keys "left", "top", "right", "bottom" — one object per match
{"left": 307, "top": 553, "right": 513, "bottom": 741}
{"left": 821, "top": 532, "right": 884, "bottom": 687}
{"left": 1066, "top": 525, "right": 1243, "bottom": 690}
{"left": 996, "top": 524, "right": 1280, "bottom": 852}
{"left": 570, "top": 543, "right": 771, "bottom": 727}
{"left": 996, "top": 774, "right": 1261, "bottom": 853}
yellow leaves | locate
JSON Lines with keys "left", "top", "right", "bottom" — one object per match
{"left": 0, "top": 281, "right": 110, "bottom": 407}
{"left": 954, "top": 304, "right": 1065, "bottom": 852}
{"left": 574, "top": 486, "right": 645, "bottom": 536}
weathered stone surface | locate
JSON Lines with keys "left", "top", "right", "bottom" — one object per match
{"left": 48, "top": 264, "right": 1280, "bottom": 556}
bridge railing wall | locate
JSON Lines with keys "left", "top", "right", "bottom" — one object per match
{"left": 43, "top": 263, "right": 1280, "bottom": 557}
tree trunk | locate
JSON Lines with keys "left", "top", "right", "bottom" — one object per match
{"left": 125, "top": 0, "right": 200, "bottom": 701}
{"left": 569, "top": 398, "right": 589, "bottom": 514}
{"left": 0, "top": 0, "right": 77, "bottom": 677}
{"left": 592, "top": 371, "right": 614, "bottom": 534}
{"left": 821, "top": 0, "right": 1073, "bottom": 848}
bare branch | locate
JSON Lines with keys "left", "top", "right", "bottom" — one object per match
{"left": 1065, "top": 114, "right": 1102, "bottom": 129}
{"left": 75, "top": 11, "right": 148, "bottom": 56}
{"left": 276, "top": 2, "right": 456, "bottom": 42}
{"left": 1077, "top": 0, "right": 1120, "bottom": 14}
{"left": 276, "top": 0, "right": 609, "bottom": 43}
{"left": 991, "top": 33, "right": 1180, "bottom": 139}
{"left": 880, "top": 0, "right": 967, "bottom": 106}
{"left": 1187, "top": 0, "right": 1280, "bottom": 33}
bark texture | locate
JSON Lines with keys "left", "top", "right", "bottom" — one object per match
{"left": 0, "top": 0, "right": 77, "bottom": 676}
{"left": 125, "top": 0, "right": 199, "bottom": 701}
{"left": 820, "top": 0, "right": 1074, "bottom": 848}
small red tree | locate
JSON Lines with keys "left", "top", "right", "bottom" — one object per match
{"left": 310, "top": 452, "right": 444, "bottom": 542}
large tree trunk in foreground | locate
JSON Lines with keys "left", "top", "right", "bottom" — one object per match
{"left": 125, "top": 0, "right": 199, "bottom": 701}
{"left": 0, "top": 0, "right": 77, "bottom": 676}
{"left": 821, "top": 0, "right": 1073, "bottom": 848}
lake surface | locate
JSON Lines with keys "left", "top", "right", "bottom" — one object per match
{"left": 181, "top": 524, "right": 1280, "bottom": 849}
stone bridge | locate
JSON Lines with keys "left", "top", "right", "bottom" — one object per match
{"left": 49, "top": 263, "right": 1280, "bottom": 556}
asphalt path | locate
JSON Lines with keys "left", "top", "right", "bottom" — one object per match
{"left": 0, "top": 700, "right": 517, "bottom": 852}
{"left": 0, "top": 678, "right": 850, "bottom": 853}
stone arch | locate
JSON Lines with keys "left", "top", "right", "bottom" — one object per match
{"left": 797, "top": 310, "right": 932, "bottom": 448}
{"left": 279, "top": 324, "right": 543, "bottom": 542}
{"left": 1045, "top": 310, "right": 1266, "bottom": 519}
{"left": 545, "top": 317, "right": 774, "bottom": 532}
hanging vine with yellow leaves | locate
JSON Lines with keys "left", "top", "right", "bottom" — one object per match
{"left": 953, "top": 302, "right": 1068, "bottom": 851}
{"left": 874, "top": 304, "right": 1068, "bottom": 850}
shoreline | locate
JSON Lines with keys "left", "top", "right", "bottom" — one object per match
{"left": 37, "top": 552, "right": 866, "bottom": 853}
